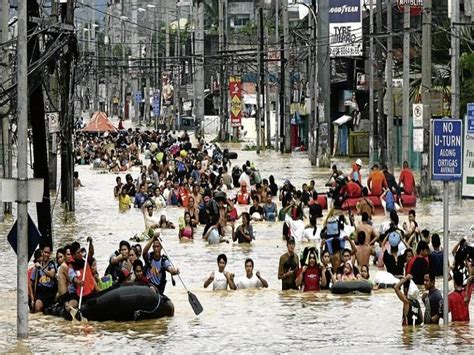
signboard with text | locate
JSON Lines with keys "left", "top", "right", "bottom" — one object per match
{"left": 152, "top": 90, "right": 161, "bottom": 117}
{"left": 329, "top": 0, "right": 363, "bottom": 57}
{"left": 432, "top": 119, "right": 463, "bottom": 181}
{"left": 397, "top": 0, "right": 423, "bottom": 17}
{"left": 462, "top": 104, "right": 474, "bottom": 197}
{"left": 229, "top": 75, "right": 242, "bottom": 127}
{"left": 413, "top": 103, "right": 423, "bottom": 128}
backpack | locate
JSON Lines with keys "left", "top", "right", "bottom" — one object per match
{"left": 388, "top": 229, "right": 402, "bottom": 247}
{"left": 253, "top": 170, "right": 262, "bottom": 184}
{"left": 406, "top": 299, "right": 422, "bottom": 326}
{"left": 326, "top": 217, "right": 340, "bottom": 239}
{"left": 385, "top": 191, "right": 395, "bottom": 211}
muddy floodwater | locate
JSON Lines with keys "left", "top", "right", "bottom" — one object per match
{"left": 0, "top": 147, "right": 473, "bottom": 352}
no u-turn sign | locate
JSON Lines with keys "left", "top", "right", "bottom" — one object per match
{"left": 432, "top": 118, "right": 463, "bottom": 181}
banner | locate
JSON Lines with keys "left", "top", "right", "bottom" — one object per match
{"left": 229, "top": 75, "right": 242, "bottom": 127}
{"left": 162, "top": 71, "right": 174, "bottom": 106}
{"left": 329, "top": 0, "right": 363, "bottom": 57}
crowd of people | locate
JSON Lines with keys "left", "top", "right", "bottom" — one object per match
{"left": 26, "top": 127, "right": 473, "bottom": 326}
{"left": 327, "top": 159, "right": 416, "bottom": 212}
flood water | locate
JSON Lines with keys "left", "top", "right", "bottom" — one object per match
{"left": 0, "top": 146, "right": 473, "bottom": 352}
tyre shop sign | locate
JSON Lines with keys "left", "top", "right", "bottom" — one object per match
{"left": 329, "top": 0, "right": 362, "bottom": 57}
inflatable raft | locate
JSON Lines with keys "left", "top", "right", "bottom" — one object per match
{"left": 80, "top": 284, "right": 174, "bottom": 321}
{"left": 331, "top": 280, "right": 372, "bottom": 294}
{"left": 315, "top": 193, "right": 417, "bottom": 212}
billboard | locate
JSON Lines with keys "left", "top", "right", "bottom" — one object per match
{"left": 329, "top": 0, "right": 363, "bottom": 57}
{"left": 462, "top": 104, "right": 474, "bottom": 197}
{"left": 229, "top": 75, "right": 242, "bottom": 127}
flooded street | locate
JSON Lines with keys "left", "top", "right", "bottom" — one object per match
{"left": 1, "top": 147, "right": 473, "bottom": 352}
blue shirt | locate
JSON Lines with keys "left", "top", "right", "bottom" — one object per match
{"left": 31, "top": 260, "right": 56, "bottom": 288}
{"left": 134, "top": 192, "right": 148, "bottom": 208}
{"left": 146, "top": 254, "right": 171, "bottom": 287}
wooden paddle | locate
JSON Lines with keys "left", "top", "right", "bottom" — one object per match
{"left": 158, "top": 237, "right": 203, "bottom": 315}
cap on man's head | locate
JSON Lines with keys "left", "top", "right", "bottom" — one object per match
{"left": 287, "top": 237, "right": 296, "bottom": 244}
{"left": 356, "top": 158, "right": 362, "bottom": 167}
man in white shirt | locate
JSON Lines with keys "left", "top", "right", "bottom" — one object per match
{"left": 236, "top": 258, "right": 268, "bottom": 290}
{"left": 238, "top": 165, "right": 251, "bottom": 187}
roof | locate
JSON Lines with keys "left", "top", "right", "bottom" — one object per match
{"left": 82, "top": 112, "right": 117, "bottom": 133}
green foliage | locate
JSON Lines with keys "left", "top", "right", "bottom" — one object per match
{"left": 460, "top": 52, "right": 474, "bottom": 117}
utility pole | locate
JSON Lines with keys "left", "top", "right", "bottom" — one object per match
{"left": 0, "top": 0, "right": 10, "bottom": 221}
{"left": 48, "top": 0, "right": 59, "bottom": 191}
{"left": 451, "top": 0, "right": 461, "bottom": 199}
{"left": 402, "top": 5, "right": 410, "bottom": 165}
{"left": 309, "top": 0, "right": 317, "bottom": 165}
{"left": 275, "top": 0, "right": 279, "bottom": 151}
{"left": 317, "top": 0, "right": 330, "bottom": 166}
{"left": 376, "top": 0, "right": 384, "bottom": 163}
{"left": 165, "top": 1, "right": 170, "bottom": 66}
{"left": 194, "top": 0, "right": 205, "bottom": 137}
{"left": 121, "top": 1, "right": 126, "bottom": 119}
{"left": 386, "top": 0, "right": 394, "bottom": 172}
{"left": 279, "top": 35, "right": 285, "bottom": 154}
{"left": 16, "top": 0, "right": 29, "bottom": 338}
{"left": 219, "top": 0, "right": 225, "bottom": 140}
{"left": 28, "top": 0, "right": 52, "bottom": 243}
{"left": 421, "top": 0, "right": 432, "bottom": 197}
{"left": 282, "top": 0, "right": 291, "bottom": 152}
{"left": 369, "top": 0, "right": 374, "bottom": 165}
{"left": 144, "top": 43, "right": 151, "bottom": 126}
{"left": 265, "top": 26, "right": 271, "bottom": 148}
{"left": 60, "top": 0, "right": 76, "bottom": 212}
{"left": 256, "top": 6, "right": 263, "bottom": 154}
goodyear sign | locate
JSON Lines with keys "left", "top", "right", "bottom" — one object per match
{"left": 329, "top": 0, "right": 363, "bottom": 57}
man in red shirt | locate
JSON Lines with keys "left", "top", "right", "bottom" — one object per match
{"left": 448, "top": 271, "right": 473, "bottom": 322}
{"left": 399, "top": 161, "right": 416, "bottom": 195}
{"left": 339, "top": 179, "right": 362, "bottom": 198}
{"left": 367, "top": 163, "right": 388, "bottom": 196}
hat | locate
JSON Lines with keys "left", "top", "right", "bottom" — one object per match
{"left": 356, "top": 159, "right": 362, "bottom": 167}
{"left": 284, "top": 179, "right": 290, "bottom": 185}
{"left": 287, "top": 236, "right": 296, "bottom": 244}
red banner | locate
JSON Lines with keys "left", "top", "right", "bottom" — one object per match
{"left": 229, "top": 75, "right": 242, "bottom": 127}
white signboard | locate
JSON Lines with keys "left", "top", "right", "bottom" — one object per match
{"left": 462, "top": 104, "right": 474, "bottom": 197}
{"left": 329, "top": 0, "right": 363, "bottom": 57}
{"left": 413, "top": 128, "right": 424, "bottom": 152}
{"left": 46, "top": 112, "right": 59, "bottom": 133}
{"left": 413, "top": 103, "right": 423, "bottom": 128}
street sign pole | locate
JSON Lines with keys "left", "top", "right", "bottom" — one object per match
{"left": 431, "top": 118, "right": 463, "bottom": 326}
{"left": 443, "top": 179, "right": 449, "bottom": 324}
{"left": 16, "top": 0, "right": 29, "bottom": 338}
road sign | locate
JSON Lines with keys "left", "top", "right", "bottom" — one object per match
{"left": 152, "top": 90, "right": 161, "bottom": 117}
{"left": 397, "top": 0, "right": 423, "bottom": 17}
{"left": 413, "top": 128, "right": 423, "bottom": 152}
{"left": 45, "top": 112, "right": 60, "bottom": 133}
{"left": 153, "top": 90, "right": 161, "bottom": 104}
{"left": 134, "top": 91, "right": 142, "bottom": 104}
{"left": 7, "top": 214, "right": 43, "bottom": 262}
{"left": 412, "top": 103, "right": 423, "bottom": 128}
{"left": 467, "top": 103, "right": 474, "bottom": 134}
{"left": 432, "top": 119, "right": 463, "bottom": 181}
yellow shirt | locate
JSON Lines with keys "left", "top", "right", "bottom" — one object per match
{"left": 119, "top": 194, "right": 131, "bottom": 211}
